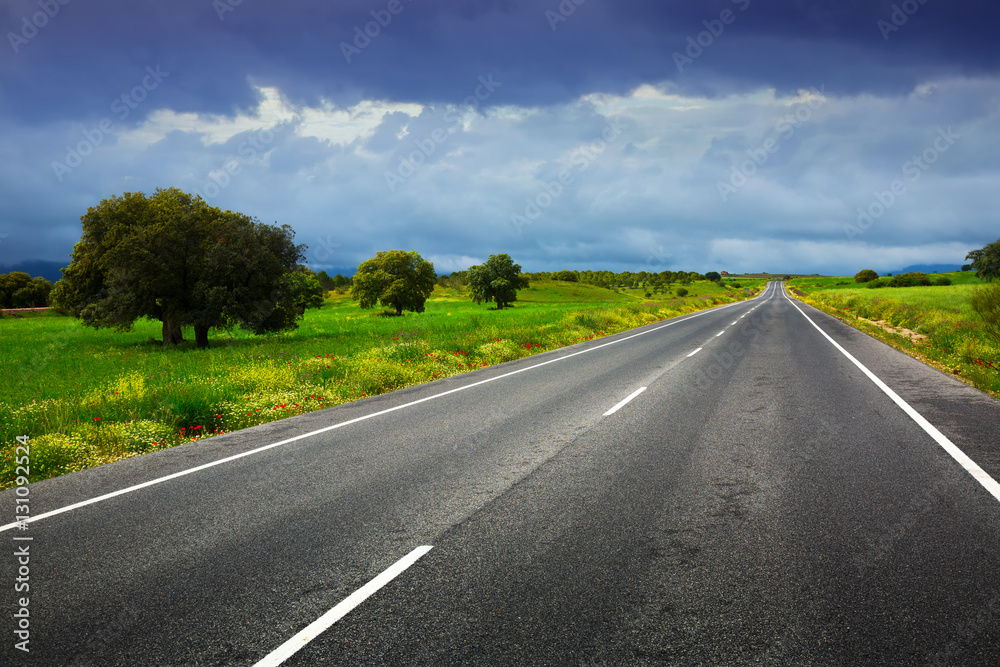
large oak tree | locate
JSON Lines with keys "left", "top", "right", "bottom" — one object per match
{"left": 53, "top": 188, "right": 313, "bottom": 347}
{"left": 467, "top": 253, "right": 529, "bottom": 310}
{"left": 350, "top": 250, "right": 435, "bottom": 316}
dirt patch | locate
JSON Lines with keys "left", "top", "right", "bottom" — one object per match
{"left": 856, "top": 316, "right": 927, "bottom": 345}
{"left": 1, "top": 307, "right": 52, "bottom": 316}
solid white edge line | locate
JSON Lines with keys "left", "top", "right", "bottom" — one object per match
{"left": 781, "top": 286, "right": 1000, "bottom": 504}
{"left": 716, "top": 331, "right": 725, "bottom": 337}
{"left": 1, "top": 297, "right": 754, "bottom": 533}
{"left": 252, "top": 545, "right": 433, "bottom": 667}
{"left": 603, "top": 386, "right": 647, "bottom": 416}
{"left": 687, "top": 348, "right": 703, "bottom": 358}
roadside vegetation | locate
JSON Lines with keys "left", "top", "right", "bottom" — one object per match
{"left": 1, "top": 277, "right": 759, "bottom": 489}
{"left": 790, "top": 268, "right": 1000, "bottom": 399}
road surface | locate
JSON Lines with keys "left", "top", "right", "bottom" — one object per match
{"left": 3, "top": 281, "right": 1000, "bottom": 665}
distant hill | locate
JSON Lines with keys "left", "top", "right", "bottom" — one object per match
{"left": 0, "top": 260, "right": 66, "bottom": 283}
{"left": 888, "top": 264, "right": 962, "bottom": 275}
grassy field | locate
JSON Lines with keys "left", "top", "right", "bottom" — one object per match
{"left": 0, "top": 278, "right": 758, "bottom": 488}
{"left": 789, "top": 272, "right": 999, "bottom": 397}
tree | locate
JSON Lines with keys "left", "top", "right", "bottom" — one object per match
{"left": 854, "top": 269, "right": 879, "bottom": 283}
{"left": 675, "top": 287, "right": 688, "bottom": 297}
{"left": 350, "top": 250, "right": 435, "bottom": 316}
{"left": 552, "top": 270, "right": 579, "bottom": 282}
{"left": 704, "top": 271, "right": 721, "bottom": 282}
{"left": 53, "top": 188, "right": 309, "bottom": 348}
{"left": 467, "top": 253, "right": 530, "bottom": 310}
{"left": 0, "top": 272, "right": 52, "bottom": 308}
{"left": 315, "top": 270, "right": 336, "bottom": 291}
{"left": 285, "top": 266, "right": 325, "bottom": 313}
{"left": 966, "top": 238, "right": 1000, "bottom": 282}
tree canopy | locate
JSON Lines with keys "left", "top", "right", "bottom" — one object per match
{"left": 0, "top": 272, "right": 52, "bottom": 308}
{"left": 854, "top": 269, "right": 879, "bottom": 283}
{"left": 704, "top": 271, "right": 721, "bottom": 282}
{"left": 967, "top": 238, "right": 1000, "bottom": 282}
{"left": 467, "top": 253, "right": 530, "bottom": 310}
{"left": 53, "top": 187, "right": 313, "bottom": 347}
{"left": 350, "top": 250, "right": 435, "bottom": 316}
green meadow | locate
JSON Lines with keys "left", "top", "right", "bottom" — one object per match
{"left": 790, "top": 272, "right": 999, "bottom": 397}
{"left": 1, "top": 279, "right": 758, "bottom": 488}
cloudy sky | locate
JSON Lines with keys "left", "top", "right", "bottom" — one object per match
{"left": 1, "top": 0, "right": 998, "bottom": 277}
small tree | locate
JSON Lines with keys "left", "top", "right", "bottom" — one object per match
{"left": 351, "top": 250, "right": 435, "bottom": 316}
{"left": 704, "top": 271, "right": 721, "bottom": 282}
{"left": 854, "top": 269, "right": 879, "bottom": 283}
{"left": 676, "top": 287, "right": 688, "bottom": 297}
{"left": 467, "top": 253, "right": 529, "bottom": 310}
{"left": 967, "top": 238, "right": 1000, "bottom": 282}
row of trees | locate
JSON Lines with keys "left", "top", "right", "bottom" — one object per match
{"left": 347, "top": 251, "right": 529, "bottom": 313}
{"left": 520, "top": 268, "right": 708, "bottom": 290}
{"left": 0, "top": 272, "right": 52, "bottom": 309}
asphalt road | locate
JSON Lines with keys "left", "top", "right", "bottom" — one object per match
{"left": 3, "top": 281, "right": 1000, "bottom": 666}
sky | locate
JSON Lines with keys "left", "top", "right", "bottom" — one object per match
{"left": 1, "top": 0, "right": 999, "bottom": 278}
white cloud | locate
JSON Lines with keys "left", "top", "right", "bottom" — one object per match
{"left": 12, "top": 76, "right": 1000, "bottom": 275}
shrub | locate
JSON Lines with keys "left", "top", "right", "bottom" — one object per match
{"left": 855, "top": 269, "right": 879, "bottom": 283}
{"left": 932, "top": 276, "right": 952, "bottom": 286}
{"left": 888, "top": 272, "right": 931, "bottom": 287}
{"left": 675, "top": 288, "right": 688, "bottom": 297}
{"left": 552, "top": 270, "right": 579, "bottom": 282}
{"left": 970, "top": 282, "right": 1000, "bottom": 343}
{"left": 476, "top": 339, "right": 522, "bottom": 365}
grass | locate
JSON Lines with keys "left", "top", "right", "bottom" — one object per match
{"left": 789, "top": 272, "right": 1000, "bottom": 398}
{"left": 0, "top": 279, "right": 757, "bottom": 488}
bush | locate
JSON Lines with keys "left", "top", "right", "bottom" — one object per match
{"left": 932, "top": 276, "right": 952, "bottom": 286}
{"left": 970, "top": 282, "right": 1000, "bottom": 343}
{"left": 888, "top": 272, "right": 931, "bottom": 287}
{"left": 676, "top": 288, "right": 688, "bottom": 297}
{"left": 552, "top": 270, "right": 579, "bottom": 282}
{"left": 855, "top": 269, "right": 879, "bottom": 283}
{"left": 866, "top": 279, "right": 887, "bottom": 289}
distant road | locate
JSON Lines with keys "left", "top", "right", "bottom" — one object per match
{"left": 4, "top": 282, "right": 1000, "bottom": 665}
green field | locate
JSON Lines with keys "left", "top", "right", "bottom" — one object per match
{"left": 1, "top": 278, "right": 757, "bottom": 487}
{"left": 789, "top": 272, "right": 999, "bottom": 397}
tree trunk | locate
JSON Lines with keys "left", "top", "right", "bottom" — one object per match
{"left": 194, "top": 324, "right": 210, "bottom": 349}
{"left": 161, "top": 316, "right": 184, "bottom": 345}
{"left": 395, "top": 304, "right": 402, "bottom": 316}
